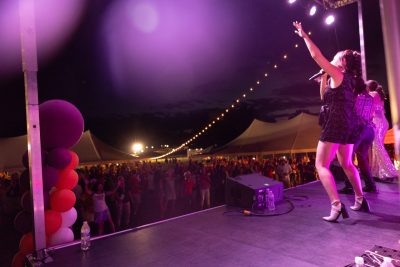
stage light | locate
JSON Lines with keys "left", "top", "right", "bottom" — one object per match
{"left": 309, "top": 5, "right": 317, "bottom": 16}
{"left": 132, "top": 143, "right": 144, "bottom": 154}
{"left": 325, "top": 14, "right": 335, "bottom": 25}
{"left": 288, "top": 0, "right": 297, "bottom": 4}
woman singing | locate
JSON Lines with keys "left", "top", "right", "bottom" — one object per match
{"left": 293, "top": 21, "right": 369, "bottom": 222}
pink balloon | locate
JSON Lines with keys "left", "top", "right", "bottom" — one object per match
{"left": 48, "top": 227, "right": 74, "bottom": 246}
{"left": 60, "top": 207, "right": 77, "bottom": 228}
{"left": 39, "top": 100, "right": 84, "bottom": 150}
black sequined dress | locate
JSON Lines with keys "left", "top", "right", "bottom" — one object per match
{"left": 320, "top": 73, "right": 360, "bottom": 144}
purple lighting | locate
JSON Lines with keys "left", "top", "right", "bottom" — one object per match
{"left": 0, "top": 0, "right": 87, "bottom": 77}
{"left": 131, "top": 3, "right": 159, "bottom": 33}
{"left": 101, "top": 0, "right": 242, "bottom": 104}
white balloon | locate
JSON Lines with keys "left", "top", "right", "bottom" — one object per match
{"left": 48, "top": 227, "right": 74, "bottom": 246}
{"left": 61, "top": 207, "right": 77, "bottom": 228}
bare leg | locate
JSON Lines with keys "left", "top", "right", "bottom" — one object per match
{"left": 107, "top": 209, "right": 115, "bottom": 233}
{"left": 315, "top": 141, "right": 340, "bottom": 203}
{"left": 98, "top": 222, "right": 104, "bottom": 236}
{"left": 336, "top": 144, "right": 363, "bottom": 197}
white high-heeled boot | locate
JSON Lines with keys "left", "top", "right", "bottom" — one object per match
{"left": 323, "top": 201, "right": 349, "bottom": 222}
{"left": 350, "top": 195, "right": 370, "bottom": 212}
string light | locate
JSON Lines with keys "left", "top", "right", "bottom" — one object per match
{"left": 152, "top": 23, "right": 315, "bottom": 159}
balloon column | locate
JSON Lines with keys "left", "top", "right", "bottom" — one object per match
{"left": 12, "top": 100, "right": 84, "bottom": 267}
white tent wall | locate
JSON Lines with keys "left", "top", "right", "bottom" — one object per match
{"left": 215, "top": 113, "right": 321, "bottom": 156}
{"left": 0, "top": 135, "right": 28, "bottom": 171}
{"left": 0, "top": 131, "right": 135, "bottom": 171}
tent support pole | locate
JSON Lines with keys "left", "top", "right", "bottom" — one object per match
{"left": 379, "top": 0, "right": 400, "bottom": 166}
{"left": 19, "top": 0, "right": 49, "bottom": 263}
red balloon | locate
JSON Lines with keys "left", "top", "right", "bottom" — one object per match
{"left": 55, "top": 169, "right": 78, "bottom": 190}
{"left": 43, "top": 165, "right": 60, "bottom": 191}
{"left": 50, "top": 189, "right": 76, "bottom": 212}
{"left": 19, "top": 170, "right": 30, "bottom": 194}
{"left": 14, "top": 211, "right": 33, "bottom": 234}
{"left": 45, "top": 210, "right": 62, "bottom": 235}
{"left": 19, "top": 232, "right": 34, "bottom": 254}
{"left": 11, "top": 251, "right": 26, "bottom": 267}
{"left": 66, "top": 151, "right": 79, "bottom": 169}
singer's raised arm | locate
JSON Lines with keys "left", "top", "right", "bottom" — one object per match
{"left": 319, "top": 73, "right": 328, "bottom": 100}
{"left": 293, "top": 21, "right": 343, "bottom": 87}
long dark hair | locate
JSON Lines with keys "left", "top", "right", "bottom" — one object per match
{"left": 341, "top": 50, "right": 366, "bottom": 95}
{"left": 366, "top": 80, "right": 386, "bottom": 101}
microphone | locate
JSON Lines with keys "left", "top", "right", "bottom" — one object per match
{"left": 308, "top": 69, "right": 326, "bottom": 81}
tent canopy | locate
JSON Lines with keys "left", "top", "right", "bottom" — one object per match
{"left": 215, "top": 113, "right": 321, "bottom": 155}
{"left": 0, "top": 130, "right": 135, "bottom": 171}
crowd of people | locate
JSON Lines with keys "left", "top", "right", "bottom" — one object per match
{"left": 0, "top": 155, "right": 318, "bottom": 239}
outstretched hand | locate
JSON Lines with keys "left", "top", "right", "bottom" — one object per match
{"left": 293, "top": 21, "right": 307, "bottom": 38}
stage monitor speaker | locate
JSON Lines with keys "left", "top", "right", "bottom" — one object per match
{"left": 225, "top": 173, "right": 284, "bottom": 210}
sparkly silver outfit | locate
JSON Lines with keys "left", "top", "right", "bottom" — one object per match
{"left": 370, "top": 103, "right": 398, "bottom": 180}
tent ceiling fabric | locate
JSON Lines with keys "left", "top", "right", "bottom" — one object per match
{"left": 0, "top": 131, "right": 135, "bottom": 171}
{"left": 0, "top": 135, "right": 28, "bottom": 170}
{"left": 72, "top": 131, "right": 135, "bottom": 163}
{"left": 216, "top": 113, "right": 321, "bottom": 155}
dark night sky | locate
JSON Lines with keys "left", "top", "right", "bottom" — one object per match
{"left": 0, "top": 0, "right": 388, "bottom": 153}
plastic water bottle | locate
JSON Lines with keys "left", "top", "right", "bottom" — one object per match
{"left": 267, "top": 189, "right": 275, "bottom": 211}
{"left": 81, "top": 221, "right": 91, "bottom": 251}
{"left": 380, "top": 257, "right": 395, "bottom": 267}
{"left": 355, "top": 256, "right": 364, "bottom": 267}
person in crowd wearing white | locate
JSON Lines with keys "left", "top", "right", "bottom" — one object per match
{"left": 86, "top": 180, "right": 119, "bottom": 235}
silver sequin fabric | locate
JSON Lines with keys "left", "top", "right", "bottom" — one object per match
{"left": 370, "top": 103, "right": 398, "bottom": 180}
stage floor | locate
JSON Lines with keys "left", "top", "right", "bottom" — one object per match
{"left": 45, "top": 181, "right": 400, "bottom": 267}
